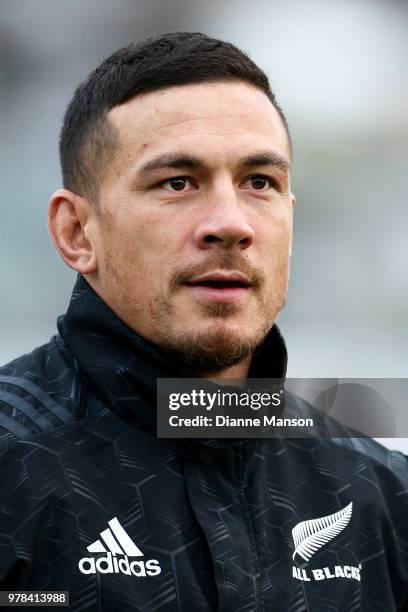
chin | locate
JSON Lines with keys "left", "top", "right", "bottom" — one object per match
{"left": 156, "top": 322, "right": 270, "bottom": 372}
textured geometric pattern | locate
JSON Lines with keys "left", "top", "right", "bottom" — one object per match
{"left": 0, "top": 275, "right": 407, "bottom": 611}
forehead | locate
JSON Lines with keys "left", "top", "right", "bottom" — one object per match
{"left": 108, "top": 81, "right": 291, "bottom": 166}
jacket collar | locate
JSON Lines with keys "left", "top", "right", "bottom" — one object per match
{"left": 58, "top": 274, "right": 288, "bottom": 433}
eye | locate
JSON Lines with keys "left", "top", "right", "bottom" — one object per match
{"left": 161, "top": 176, "right": 193, "bottom": 192}
{"left": 243, "top": 175, "right": 273, "bottom": 190}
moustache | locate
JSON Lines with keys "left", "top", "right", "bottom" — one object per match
{"left": 169, "top": 253, "right": 264, "bottom": 291}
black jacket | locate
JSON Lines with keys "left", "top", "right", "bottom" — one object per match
{"left": 0, "top": 275, "right": 407, "bottom": 611}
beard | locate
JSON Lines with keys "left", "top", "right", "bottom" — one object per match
{"left": 151, "top": 287, "right": 285, "bottom": 374}
{"left": 103, "top": 249, "right": 288, "bottom": 374}
{"left": 155, "top": 317, "right": 273, "bottom": 372}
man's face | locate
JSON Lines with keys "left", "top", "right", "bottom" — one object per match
{"left": 89, "top": 81, "right": 294, "bottom": 371}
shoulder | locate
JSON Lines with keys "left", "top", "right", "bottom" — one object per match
{"left": 0, "top": 336, "right": 84, "bottom": 449}
{"left": 285, "top": 390, "right": 408, "bottom": 479}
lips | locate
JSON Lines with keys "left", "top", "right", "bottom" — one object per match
{"left": 186, "top": 272, "right": 252, "bottom": 287}
{"left": 183, "top": 272, "right": 252, "bottom": 303}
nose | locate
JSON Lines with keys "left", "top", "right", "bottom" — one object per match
{"left": 193, "top": 182, "right": 255, "bottom": 251}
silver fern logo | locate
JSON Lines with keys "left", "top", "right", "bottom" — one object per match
{"left": 292, "top": 502, "right": 353, "bottom": 562}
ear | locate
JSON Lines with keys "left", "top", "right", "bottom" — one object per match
{"left": 48, "top": 188, "right": 98, "bottom": 274}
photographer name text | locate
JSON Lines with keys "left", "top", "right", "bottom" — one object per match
{"left": 168, "top": 415, "right": 314, "bottom": 428}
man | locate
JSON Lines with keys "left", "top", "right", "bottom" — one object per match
{"left": 0, "top": 32, "right": 407, "bottom": 611}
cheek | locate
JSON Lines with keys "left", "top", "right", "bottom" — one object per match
{"left": 261, "top": 215, "right": 292, "bottom": 263}
{"left": 103, "top": 211, "right": 181, "bottom": 295}
{"left": 100, "top": 209, "right": 153, "bottom": 263}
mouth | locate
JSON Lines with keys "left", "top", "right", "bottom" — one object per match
{"left": 183, "top": 272, "right": 253, "bottom": 303}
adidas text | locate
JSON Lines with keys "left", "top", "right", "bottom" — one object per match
{"left": 79, "top": 552, "right": 162, "bottom": 576}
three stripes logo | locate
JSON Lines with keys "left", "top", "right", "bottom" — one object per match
{"left": 78, "top": 517, "right": 161, "bottom": 577}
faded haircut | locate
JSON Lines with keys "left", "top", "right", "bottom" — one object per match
{"left": 59, "top": 31, "right": 291, "bottom": 208}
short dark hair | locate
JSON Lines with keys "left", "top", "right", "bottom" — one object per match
{"left": 59, "top": 31, "right": 290, "bottom": 207}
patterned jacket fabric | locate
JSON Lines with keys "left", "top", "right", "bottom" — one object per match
{"left": 0, "top": 274, "right": 407, "bottom": 611}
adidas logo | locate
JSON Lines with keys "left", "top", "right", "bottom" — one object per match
{"left": 78, "top": 517, "right": 162, "bottom": 577}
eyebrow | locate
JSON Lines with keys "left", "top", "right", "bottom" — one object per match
{"left": 239, "top": 152, "right": 291, "bottom": 172}
{"left": 139, "top": 154, "right": 205, "bottom": 174}
{"left": 138, "top": 150, "right": 291, "bottom": 175}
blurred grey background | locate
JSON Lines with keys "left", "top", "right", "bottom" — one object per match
{"left": 1, "top": 1, "right": 407, "bottom": 448}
